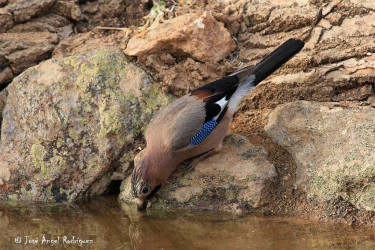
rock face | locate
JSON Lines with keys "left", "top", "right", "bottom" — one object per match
{"left": 0, "top": 68, "right": 13, "bottom": 86}
{"left": 0, "top": 10, "right": 13, "bottom": 32}
{"left": 265, "top": 101, "right": 375, "bottom": 211}
{"left": 0, "top": 0, "right": 82, "bottom": 86}
{"left": 3, "top": 0, "right": 56, "bottom": 23}
{"left": 227, "top": 0, "right": 375, "bottom": 121}
{"left": 0, "top": 48, "right": 169, "bottom": 201}
{"left": 52, "top": 0, "right": 82, "bottom": 21}
{"left": 0, "top": 32, "right": 59, "bottom": 75}
{"left": 119, "top": 134, "right": 276, "bottom": 211}
{"left": 125, "top": 12, "right": 236, "bottom": 62}
{"left": 0, "top": 89, "right": 7, "bottom": 131}
{"left": 8, "top": 14, "right": 70, "bottom": 33}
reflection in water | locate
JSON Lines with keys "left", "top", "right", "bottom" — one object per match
{"left": 0, "top": 196, "right": 374, "bottom": 249}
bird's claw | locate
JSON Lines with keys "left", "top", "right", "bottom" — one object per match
{"left": 178, "top": 160, "right": 195, "bottom": 173}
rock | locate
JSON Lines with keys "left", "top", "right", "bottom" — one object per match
{"left": 53, "top": 33, "right": 114, "bottom": 58}
{"left": 0, "top": 67, "right": 13, "bottom": 86}
{"left": 52, "top": 0, "right": 82, "bottom": 21}
{"left": 0, "top": 89, "right": 7, "bottom": 131}
{"left": 125, "top": 12, "right": 236, "bottom": 62}
{"left": 119, "top": 134, "right": 276, "bottom": 211}
{"left": 325, "top": 12, "right": 342, "bottom": 26}
{"left": 0, "top": 0, "right": 7, "bottom": 7}
{"left": 368, "top": 96, "right": 375, "bottom": 107}
{"left": 332, "top": 84, "right": 372, "bottom": 102}
{"left": 81, "top": 1, "right": 98, "bottom": 14}
{"left": 0, "top": 89, "right": 6, "bottom": 112}
{"left": 265, "top": 5, "right": 320, "bottom": 35}
{"left": 0, "top": 32, "right": 58, "bottom": 74}
{"left": 99, "top": 0, "right": 125, "bottom": 17}
{"left": 8, "top": 14, "right": 70, "bottom": 33}
{"left": 219, "top": 0, "right": 375, "bottom": 112}
{"left": 80, "top": 0, "right": 135, "bottom": 30}
{"left": 317, "top": 19, "right": 332, "bottom": 30}
{"left": 322, "top": 0, "right": 341, "bottom": 16}
{"left": 146, "top": 56, "right": 227, "bottom": 96}
{"left": 0, "top": 48, "right": 169, "bottom": 202}
{"left": 265, "top": 101, "right": 375, "bottom": 211}
{"left": 4, "top": 0, "right": 56, "bottom": 23}
{"left": 0, "top": 10, "right": 13, "bottom": 32}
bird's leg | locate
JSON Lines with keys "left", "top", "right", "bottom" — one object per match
{"left": 179, "top": 144, "right": 222, "bottom": 173}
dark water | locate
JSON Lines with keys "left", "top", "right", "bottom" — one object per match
{"left": 0, "top": 196, "right": 374, "bottom": 250}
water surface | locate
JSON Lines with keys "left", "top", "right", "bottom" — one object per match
{"left": 0, "top": 196, "right": 374, "bottom": 249}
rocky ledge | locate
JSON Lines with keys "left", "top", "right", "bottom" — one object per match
{"left": 120, "top": 134, "right": 276, "bottom": 212}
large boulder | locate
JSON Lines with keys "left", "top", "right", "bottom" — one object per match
{"left": 265, "top": 101, "right": 375, "bottom": 211}
{"left": 0, "top": 48, "right": 169, "bottom": 202}
{"left": 119, "top": 134, "right": 276, "bottom": 212}
{"left": 125, "top": 12, "right": 236, "bottom": 63}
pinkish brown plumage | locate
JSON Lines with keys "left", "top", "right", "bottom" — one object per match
{"left": 131, "top": 39, "right": 305, "bottom": 211}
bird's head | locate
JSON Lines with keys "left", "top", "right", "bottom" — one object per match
{"left": 130, "top": 156, "right": 164, "bottom": 212}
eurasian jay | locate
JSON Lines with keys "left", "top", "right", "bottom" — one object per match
{"left": 131, "top": 38, "right": 305, "bottom": 211}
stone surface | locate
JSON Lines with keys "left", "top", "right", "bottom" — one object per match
{"left": 220, "top": 0, "right": 375, "bottom": 109}
{"left": 8, "top": 14, "right": 70, "bottom": 33}
{"left": 125, "top": 12, "right": 236, "bottom": 62}
{"left": 146, "top": 56, "right": 227, "bottom": 96}
{"left": 119, "top": 134, "right": 276, "bottom": 211}
{"left": 4, "top": 0, "right": 56, "bottom": 23}
{"left": 0, "top": 48, "right": 169, "bottom": 201}
{"left": 0, "top": 32, "right": 59, "bottom": 74}
{"left": 0, "top": 0, "right": 7, "bottom": 7}
{"left": 0, "top": 89, "right": 7, "bottom": 132}
{"left": 0, "top": 10, "right": 13, "bottom": 32}
{"left": 0, "top": 67, "right": 13, "bottom": 86}
{"left": 265, "top": 101, "right": 375, "bottom": 211}
{"left": 53, "top": 32, "right": 124, "bottom": 58}
{"left": 332, "top": 84, "right": 372, "bottom": 102}
{"left": 52, "top": 0, "right": 82, "bottom": 21}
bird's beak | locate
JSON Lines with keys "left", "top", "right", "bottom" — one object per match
{"left": 136, "top": 198, "right": 148, "bottom": 212}
{"left": 135, "top": 185, "right": 162, "bottom": 212}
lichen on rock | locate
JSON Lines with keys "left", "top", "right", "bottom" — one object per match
{"left": 265, "top": 101, "right": 375, "bottom": 212}
{"left": 0, "top": 48, "right": 169, "bottom": 202}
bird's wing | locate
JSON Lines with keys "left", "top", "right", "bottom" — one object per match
{"left": 145, "top": 69, "right": 254, "bottom": 152}
{"left": 169, "top": 68, "right": 256, "bottom": 151}
{"left": 145, "top": 95, "right": 205, "bottom": 151}
{"left": 191, "top": 65, "right": 256, "bottom": 122}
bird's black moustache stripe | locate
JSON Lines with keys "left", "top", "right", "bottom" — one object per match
{"left": 147, "top": 185, "right": 161, "bottom": 200}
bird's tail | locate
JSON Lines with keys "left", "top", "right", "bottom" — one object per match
{"left": 252, "top": 38, "right": 304, "bottom": 85}
{"left": 227, "top": 38, "right": 304, "bottom": 113}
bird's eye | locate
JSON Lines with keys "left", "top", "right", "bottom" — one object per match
{"left": 141, "top": 186, "right": 149, "bottom": 195}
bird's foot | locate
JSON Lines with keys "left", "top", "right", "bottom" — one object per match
{"left": 179, "top": 159, "right": 195, "bottom": 173}
{"left": 178, "top": 147, "right": 220, "bottom": 173}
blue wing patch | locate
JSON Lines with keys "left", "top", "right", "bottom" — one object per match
{"left": 189, "top": 118, "right": 218, "bottom": 146}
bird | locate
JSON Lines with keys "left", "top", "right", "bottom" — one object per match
{"left": 131, "top": 38, "right": 305, "bottom": 211}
